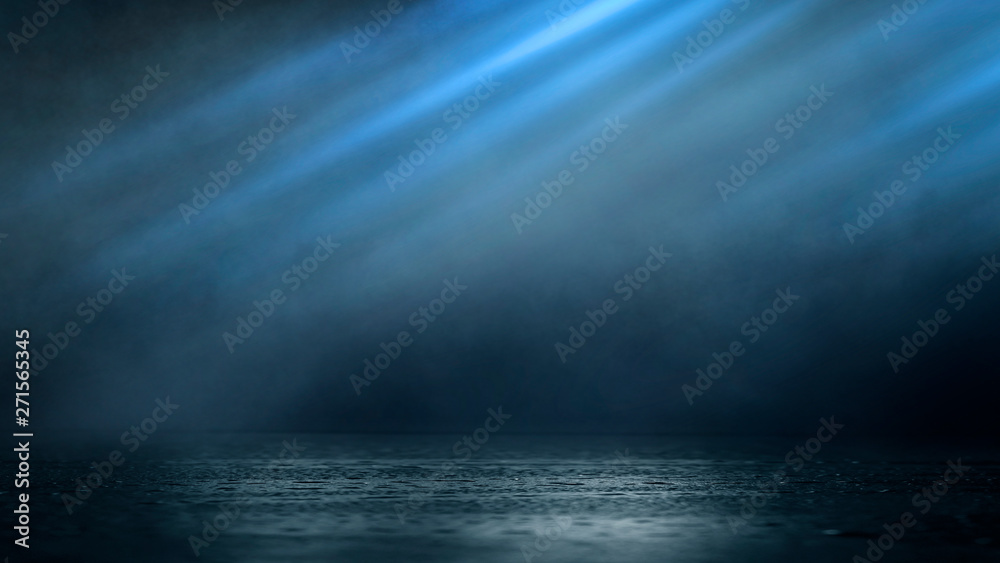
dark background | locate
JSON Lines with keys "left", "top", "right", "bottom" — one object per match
{"left": 2, "top": 0, "right": 998, "bottom": 437}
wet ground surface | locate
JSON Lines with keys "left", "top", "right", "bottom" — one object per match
{"left": 4, "top": 434, "right": 999, "bottom": 562}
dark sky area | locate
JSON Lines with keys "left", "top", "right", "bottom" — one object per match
{"left": 2, "top": 0, "right": 998, "bottom": 437}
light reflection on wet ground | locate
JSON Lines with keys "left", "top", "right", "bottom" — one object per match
{"left": 13, "top": 434, "right": 999, "bottom": 562}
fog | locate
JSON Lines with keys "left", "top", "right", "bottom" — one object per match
{"left": 2, "top": 0, "right": 998, "bottom": 436}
